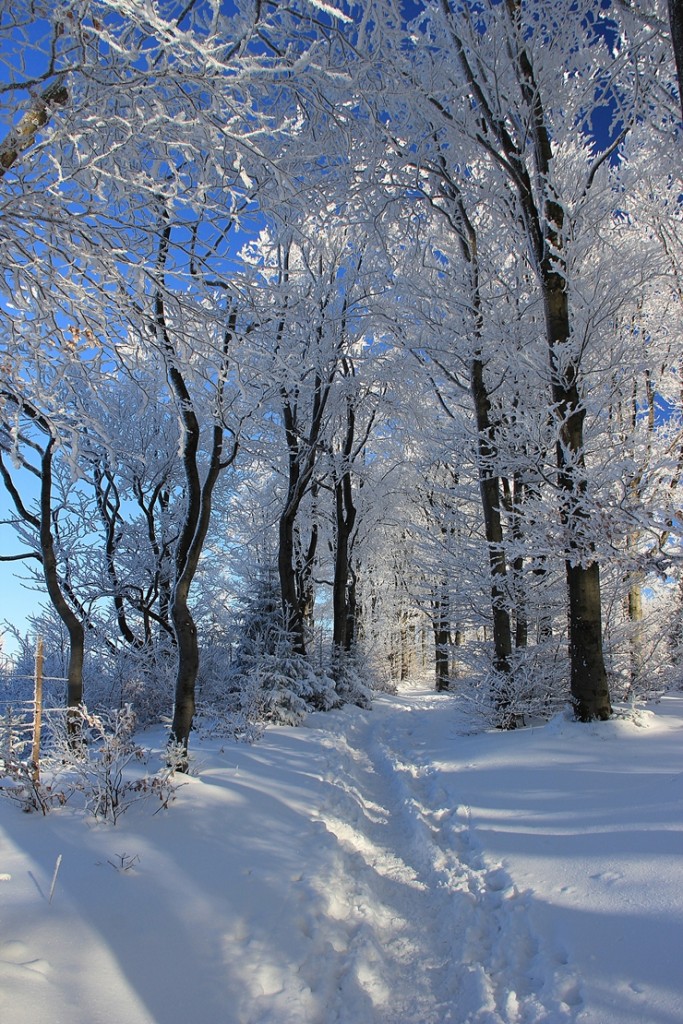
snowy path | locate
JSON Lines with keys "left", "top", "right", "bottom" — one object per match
{"left": 2, "top": 685, "right": 682, "bottom": 1024}
{"left": 297, "top": 691, "right": 581, "bottom": 1024}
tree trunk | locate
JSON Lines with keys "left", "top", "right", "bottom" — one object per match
{"left": 278, "top": 509, "right": 307, "bottom": 656}
{"left": 566, "top": 561, "right": 610, "bottom": 719}
{"left": 0, "top": 405, "right": 86, "bottom": 722}
{"left": 471, "top": 358, "right": 513, "bottom": 678}
{"left": 628, "top": 578, "right": 645, "bottom": 687}
{"left": 442, "top": 186, "right": 514, "bottom": 686}
{"left": 347, "top": 566, "right": 359, "bottom": 649}
{"left": 432, "top": 589, "right": 451, "bottom": 692}
{"left": 511, "top": 474, "right": 528, "bottom": 649}
{"left": 169, "top": 586, "right": 198, "bottom": 755}
{"left": 504, "top": 3, "right": 611, "bottom": 720}
{"left": 277, "top": 389, "right": 330, "bottom": 659}
{"left": 535, "top": 559, "right": 554, "bottom": 643}
{"left": 41, "top": 543, "right": 85, "bottom": 709}
{"left": 400, "top": 618, "right": 412, "bottom": 680}
{"left": 39, "top": 440, "right": 85, "bottom": 712}
{"left": 544, "top": 278, "right": 611, "bottom": 721}
{"left": 332, "top": 470, "right": 357, "bottom": 655}
{"left": 156, "top": 228, "right": 238, "bottom": 765}
{"left": 297, "top": 518, "right": 318, "bottom": 637}
{"left": 332, "top": 535, "right": 350, "bottom": 651}
{"left": 0, "top": 78, "right": 68, "bottom": 177}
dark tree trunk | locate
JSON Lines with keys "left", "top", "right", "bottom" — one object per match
{"left": 400, "top": 618, "right": 411, "bottom": 681}
{"left": 390, "top": 608, "right": 413, "bottom": 683}
{"left": 471, "top": 358, "right": 513, "bottom": 679}
{"left": 432, "top": 589, "right": 451, "bottom": 692}
{"left": 332, "top": 470, "right": 357, "bottom": 654}
{"left": 169, "top": 585, "right": 198, "bottom": 753}
{"left": 277, "top": 362, "right": 333, "bottom": 659}
{"left": 166, "top": 411, "right": 230, "bottom": 759}
{"left": 331, "top": 359, "right": 373, "bottom": 680}
{"left": 504, "top": 473, "right": 528, "bottom": 649}
{"left": 0, "top": 402, "right": 86, "bottom": 724}
{"left": 544, "top": 275, "right": 611, "bottom": 721}
{"left": 278, "top": 508, "right": 308, "bottom": 656}
{"left": 439, "top": 184, "right": 514, "bottom": 688}
{"left": 40, "top": 443, "right": 86, "bottom": 711}
{"left": 347, "top": 565, "right": 359, "bottom": 649}
{"left": 298, "top": 517, "right": 318, "bottom": 637}
{"left": 156, "top": 488, "right": 176, "bottom": 651}
{"left": 535, "top": 561, "right": 554, "bottom": 643}
{"left": 566, "top": 561, "right": 610, "bottom": 720}
{"left": 513, "top": 563, "right": 528, "bottom": 648}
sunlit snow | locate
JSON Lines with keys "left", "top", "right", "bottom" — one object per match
{"left": 1, "top": 684, "right": 682, "bottom": 1024}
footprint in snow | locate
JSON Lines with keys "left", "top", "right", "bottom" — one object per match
{"left": 0, "top": 940, "right": 52, "bottom": 993}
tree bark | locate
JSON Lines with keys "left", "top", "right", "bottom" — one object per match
{"left": 472, "top": 358, "right": 513, "bottom": 679}
{"left": 169, "top": 583, "right": 198, "bottom": 754}
{"left": 566, "top": 561, "right": 610, "bottom": 718}
{"left": 544, "top": 275, "right": 611, "bottom": 721}
{"left": 39, "top": 438, "right": 85, "bottom": 711}
{"left": 332, "top": 470, "right": 356, "bottom": 652}
{"left": 0, "top": 78, "right": 68, "bottom": 177}
{"left": 436, "top": 179, "right": 514, "bottom": 687}
{"left": 432, "top": 588, "right": 451, "bottom": 691}
{"left": 278, "top": 507, "right": 308, "bottom": 656}
{"left": 277, "top": 375, "right": 333, "bottom": 656}
{"left": 332, "top": 389, "right": 358, "bottom": 658}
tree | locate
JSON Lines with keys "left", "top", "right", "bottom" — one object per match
{"left": 86, "top": 379, "right": 179, "bottom": 655}
{"left": 0, "top": 0, "right": 366, "bottom": 752}
{"left": 242, "top": 222, "right": 377, "bottom": 658}
{"left": 153, "top": 224, "right": 240, "bottom": 758}
{"left": 1, "top": 0, "right": 681, "bottom": 739}
{"left": 0, "top": 394, "right": 86, "bottom": 715}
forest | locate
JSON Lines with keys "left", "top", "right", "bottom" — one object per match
{"left": 0, "top": 0, "right": 681, "bottom": 759}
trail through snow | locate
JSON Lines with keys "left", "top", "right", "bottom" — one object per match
{"left": 303, "top": 692, "right": 580, "bottom": 1023}
{"left": 1, "top": 683, "right": 682, "bottom": 1024}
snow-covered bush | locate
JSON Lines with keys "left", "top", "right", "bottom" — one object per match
{"left": 109, "top": 648, "right": 177, "bottom": 727}
{"left": 49, "top": 705, "right": 181, "bottom": 823}
{"left": 330, "top": 647, "right": 373, "bottom": 709}
{"left": 0, "top": 704, "right": 181, "bottom": 821}
{"left": 602, "top": 590, "right": 680, "bottom": 705}
{"left": 459, "top": 637, "right": 569, "bottom": 730}
{"left": 226, "top": 571, "right": 337, "bottom": 726}
{"left": 0, "top": 704, "right": 69, "bottom": 814}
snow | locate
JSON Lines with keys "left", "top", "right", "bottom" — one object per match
{"left": 304, "top": 0, "right": 355, "bottom": 26}
{"left": 1, "top": 684, "right": 683, "bottom": 1024}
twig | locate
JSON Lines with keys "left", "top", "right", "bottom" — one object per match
{"left": 48, "top": 854, "right": 62, "bottom": 904}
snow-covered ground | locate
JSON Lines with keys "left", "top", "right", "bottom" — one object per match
{"left": 1, "top": 683, "right": 682, "bottom": 1024}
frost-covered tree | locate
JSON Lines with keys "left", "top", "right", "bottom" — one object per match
{"left": 346, "top": 0, "right": 682, "bottom": 719}
{"left": 1, "top": 0, "right": 681, "bottom": 747}
{"left": 0, "top": 0, "right": 374, "bottom": 753}
{"left": 0, "top": 394, "right": 86, "bottom": 713}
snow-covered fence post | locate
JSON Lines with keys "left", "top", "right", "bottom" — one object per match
{"left": 31, "top": 637, "right": 44, "bottom": 784}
